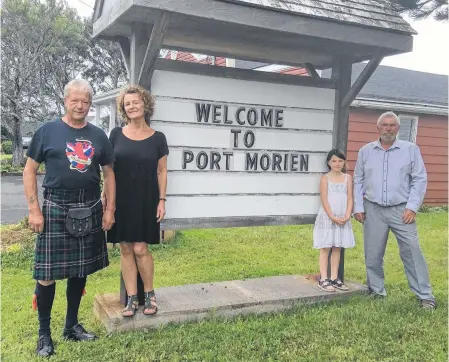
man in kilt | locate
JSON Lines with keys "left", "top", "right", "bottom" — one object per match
{"left": 23, "top": 79, "right": 116, "bottom": 357}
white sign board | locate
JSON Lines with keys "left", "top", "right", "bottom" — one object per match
{"left": 151, "top": 67, "right": 335, "bottom": 229}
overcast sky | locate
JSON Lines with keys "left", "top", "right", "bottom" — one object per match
{"left": 73, "top": 0, "right": 448, "bottom": 75}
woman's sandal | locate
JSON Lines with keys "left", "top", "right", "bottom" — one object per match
{"left": 143, "top": 290, "right": 158, "bottom": 316}
{"left": 331, "top": 278, "right": 349, "bottom": 291}
{"left": 122, "top": 295, "right": 139, "bottom": 317}
{"left": 318, "top": 279, "right": 336, "bottom": 292}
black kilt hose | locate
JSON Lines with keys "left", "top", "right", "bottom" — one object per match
{"left": 33, "top": 187, "right": 109, "bottom": 281}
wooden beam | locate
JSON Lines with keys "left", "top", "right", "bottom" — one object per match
{"left": 341, "top": 56, "right": 383, "bottom": 109}
{"left": 154, "top": 58, "right": 336, "bottom": 89}
{"left": 92, "top": 0, "right": 105, "bottom": 22}
{"left": 138, "top": 12, "right": 171, "bottom": 89}
{"left": 163, "top": 29, "right": 332, "bottom": 70}
{"left": 332, "top": 59, "right": 352, "bottom": 152}
{"left": 330, "top": 58, "right": 352, "bottom": 283}
{"left": 129, "top": 24, "right": 151, "bottom": 84}
{"left": 304, "top": 63, "right": 320, "bottom": 78}
{"left": 130, "top": 25, "right": 148, "bottom": 84}
{"left": 117, "top": 36, "right": 131, "bottom": 76}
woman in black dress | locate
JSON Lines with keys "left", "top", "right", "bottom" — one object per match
{"left": 103, "top": 85, "right": 168, "bottom": 317}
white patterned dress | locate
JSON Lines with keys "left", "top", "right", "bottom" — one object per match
{"left": 313, "top": 174, "right": 355, "bottom": 249}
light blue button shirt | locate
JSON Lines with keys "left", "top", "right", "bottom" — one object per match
{"left": 353, "top": 138, "right": 427, "bottom": 214}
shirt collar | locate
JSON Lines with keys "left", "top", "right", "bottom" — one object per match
{"left": 374, "top": 137, "right": 402, "bottom": 150}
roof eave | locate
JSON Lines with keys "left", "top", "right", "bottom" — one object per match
{"left": 352, "top": 98, "right": 448, "bottom": 116}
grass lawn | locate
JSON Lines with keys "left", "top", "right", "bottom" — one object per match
{"left": 0, "top": 154, "right": 12, "bottom": 161}
{"left": 1, "top": 212, "right": 447, "bottom": 361}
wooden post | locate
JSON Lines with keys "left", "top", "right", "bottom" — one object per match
{"left": 328, "top": 58, "right": 352, "bottom": 282}
{"left": 95, "top": 105, "right": 101, "bottom": 127}
{"left": 108, "top": 100, "right": 116, "bottom": 135}
{"left": 129, "top": 24, "right": 150, "bottom": 84}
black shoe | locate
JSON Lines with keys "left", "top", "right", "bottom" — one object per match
{"left": 36, "top": 334, "right": 55, "bottom": 357}
{"left": 420, "top": 299, "right": 436, "bottom": 310}
{"left": 63, "top": 323, "right": 97, "bottom": 342}
{"left": 367, "top": 289, "right": 385, "bottom": 299}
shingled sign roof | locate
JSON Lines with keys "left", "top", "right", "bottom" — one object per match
{"left": 220, "top": 0, "right": 416, "bottom": 34}
{"left": 93, "top": 0, "right": 415, "bottom": 69}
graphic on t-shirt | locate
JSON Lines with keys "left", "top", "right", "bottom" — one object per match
{"left": 66, "top": 139, "right": 95, "bottom": 173}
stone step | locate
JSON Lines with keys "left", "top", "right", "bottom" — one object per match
{"left": 94, "top": 275, "right": 367, "bottom": 333}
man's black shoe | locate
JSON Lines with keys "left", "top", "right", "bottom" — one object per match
{"left": 63, "top": 323, "right": 97, "bottom": 342}
{"left": 420, "top": 299, "right": 436, "bottom": 310}
{"left": 36, "top": 334, "right": 55, "bottom": 357}
{"left": 367, "top": 289, "right": 385, "bottom": 299}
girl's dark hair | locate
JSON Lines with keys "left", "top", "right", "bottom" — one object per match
{"left": 326, "top": 149, "right": 346, "bottom": 170}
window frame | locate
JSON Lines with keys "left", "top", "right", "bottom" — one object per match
{"left": 398, "top": 114, "right": 419, "bottom": 144}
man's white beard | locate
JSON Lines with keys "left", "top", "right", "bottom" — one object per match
{"left": 380, "top": 134, "right": 396, "bottom": 142}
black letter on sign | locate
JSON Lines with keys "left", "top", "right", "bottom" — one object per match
{"left": 224, "top": 105, "right": 232, "bottom": 124}
{"left": 223, "top": 152, "right": 233, "bottom": 170}
{"left": 261, "top": 109, "right": 272, "bottom": 127}
{"left": 260, "top": 154, "right": 270, "bottom": 171}
{"left": 245, "top": 153, "right": 258, "bottom": 170}
{"left": 300, "top": 154, "right": 309, "bottom": 171}
{"left": 231, "top": 129, "right": 241, "bottom": 148}
{"left": 283, "top": 153, "right": 289, "bottom": 171}
{"left": 243, "top": 131, "right": 255, "bottom": 148}
{"left": 275, "top": 110, "right": 284, "bottom": 127}
{"left": 247, "top": 108, "right": 258, "bottom": 126}
{"left": 210, "top": 152, "right": 221, "bottom": 170}
{"left": 212, "top": 105, "right": 222, "bottom": 123}
{"left": 272, "top": 153, "right": 282, "bottom": 171}
{"left": 182, "top": 150, "right": 194, "bottom": 169}
{"left": 196, "top": 103, "right": 211, "bottom": 123}
{"left": 197, "top": 151, "right": 208, "bottom": 170}
{"left": 236, "top": 107, "right": 246, "bottom": 125}
{"left": 291, "top": 154, "right": 299, "bottom": 171}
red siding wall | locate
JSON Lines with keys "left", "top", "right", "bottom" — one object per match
{"left": 163, "top": 51, "right": 226, "bottom": 66}
{"left": 347, "top": 108, "right": 448, "bottom": 206}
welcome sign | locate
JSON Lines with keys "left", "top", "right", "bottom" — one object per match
{"left": 150, "top": 68, "right": 335, "bottom": 228}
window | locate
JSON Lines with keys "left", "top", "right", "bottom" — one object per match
{"left": 398, "top": 115, "right": 419, "bottom": 143}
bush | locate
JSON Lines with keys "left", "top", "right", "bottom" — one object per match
{"left": 1, "top": 140, "right": 12, "bottom": 154}
{"left": 0, "top": 155, "right": 45, "bottom": 174}
{"left": 0, "top": 158, "right": 23, "bottom": 173}
{"left": 419, "top": 204, "right": 448, "bottom": 213}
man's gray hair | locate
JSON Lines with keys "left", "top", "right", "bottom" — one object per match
{"left": 377, "top": 111, "right": 400, "bottom": 126}
{"left": 64, "top": 79, "right": 94, "bottom": 101}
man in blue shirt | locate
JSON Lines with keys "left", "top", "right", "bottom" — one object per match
{"left": 353, "top": 111, "right": 435, "bottom": 309}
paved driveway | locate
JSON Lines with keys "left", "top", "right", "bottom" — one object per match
{"left": 1, "top": 175, "right": 44, "bottom": 224}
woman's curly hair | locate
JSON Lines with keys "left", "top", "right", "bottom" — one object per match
{"left": 116, "top": 85, "right": 155, "bottom": 125}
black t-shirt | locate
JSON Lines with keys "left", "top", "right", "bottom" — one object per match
{"left": 27, "top": 119, "right": 114, "bottom": 190}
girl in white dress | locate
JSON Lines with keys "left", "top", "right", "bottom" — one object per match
{"left": 313, "top": 149, "right": 355, "bottom": 292}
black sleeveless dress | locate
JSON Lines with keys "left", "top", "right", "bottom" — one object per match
{"left": 107, "top": 127, "right": 169, "bottom": 244}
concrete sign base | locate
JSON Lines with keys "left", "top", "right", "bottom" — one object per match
{"left": 94, "top": 275, "right": 367, "bottom": 333}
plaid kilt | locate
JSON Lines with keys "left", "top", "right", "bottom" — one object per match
{"left": 33, "top": 187, "right": 109, "bottom": 281}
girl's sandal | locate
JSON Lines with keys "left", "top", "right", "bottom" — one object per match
{"left": 318, "top": 279, "right": 336, "bottom": 292}
{"left": 143, "top": 290, "right": 158, "bottom": 316}
{"left": 122, "top": 295, "right": 139, "bottom": 317}
{"left": 331, "top": 278, "right": 349, "bottom": 291}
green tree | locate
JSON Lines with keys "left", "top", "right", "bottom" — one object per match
{"left": 393, "top": 0, "right": 448, "bottom": 21}
{"left": 1, "top": 0, "right": 84, "bottom": 166}
{"left": 83, "top": 18, "right": 128, "bottom": 94}
{"left": 39, "top": 9, "right": 89, "bottom": 117}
